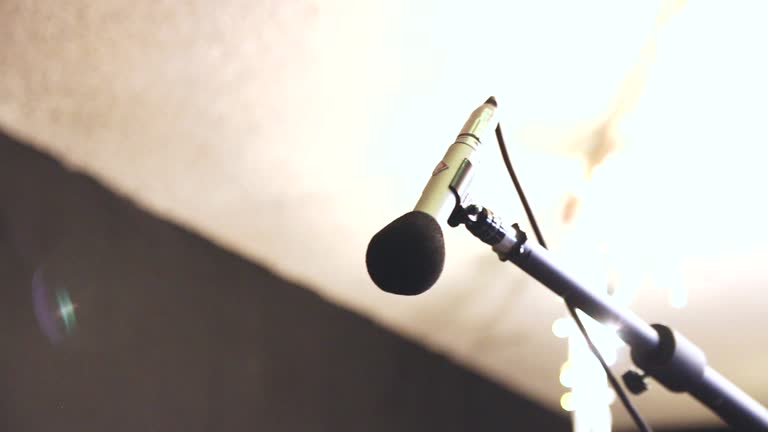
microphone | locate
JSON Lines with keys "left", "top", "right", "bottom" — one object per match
{"left": 365, "top": 97, "right": 499, "bottom": 295}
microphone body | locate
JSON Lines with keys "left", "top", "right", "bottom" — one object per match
{"left": 414, "top": 97, "right": 499, "bottom": 224}
{"left": 365, "top": 97, "right": 498, "bottom": 295}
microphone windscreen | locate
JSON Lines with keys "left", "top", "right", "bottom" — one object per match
{"left": 365, "top": 211, "right": 445, "bottom": 295}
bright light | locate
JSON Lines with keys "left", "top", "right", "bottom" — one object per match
{"left": 601, "top": 348, "right": 617, "bottom": 367}
{"left": 559, "top": 361, "right": 573, "bottom": 388}
{"left": 560, "top": 392, "right": 575, "bottom": 412}
{"left": 661, "top": 266, "right": 688, "bottom": 309}
{"left": 552, "top": 317, "right": 573, "bottom": 338}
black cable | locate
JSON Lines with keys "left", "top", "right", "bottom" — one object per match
{"left": 494, "top": 125, "right": 548, "bottom": 249}
{"left": 494, "top": 122, "right": 653, "bottom": 432}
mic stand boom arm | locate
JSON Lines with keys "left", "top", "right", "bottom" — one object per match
{"left": 449, "top": 204, "right": 768, "bottom": 431}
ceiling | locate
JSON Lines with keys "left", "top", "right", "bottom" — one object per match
{"left": 2, "top": 0, "right": 768, "bottom": 428}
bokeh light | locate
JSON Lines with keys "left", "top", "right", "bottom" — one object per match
{"left": 560, "top": 392, "right": 575, "bottom": 412}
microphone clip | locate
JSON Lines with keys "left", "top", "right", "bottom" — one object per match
{"left": 448, "top": 204, "right": 529, "bottom": 260}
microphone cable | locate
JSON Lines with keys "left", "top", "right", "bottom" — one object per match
{"left": 494, "top": 123, "right": 653, "bottom": 432}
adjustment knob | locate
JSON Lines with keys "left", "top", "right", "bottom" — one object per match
{"left": 622, "top": 370, "right": 649, "bottom": 395}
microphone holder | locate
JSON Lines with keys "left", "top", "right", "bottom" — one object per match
{"left": 449, "top": 203, "right": 768, "bottom": 431}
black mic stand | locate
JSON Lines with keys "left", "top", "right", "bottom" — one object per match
{"left": 448, "top": 204, "right": 768, "bottom": 431}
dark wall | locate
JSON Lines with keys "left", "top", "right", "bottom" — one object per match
{"left": 0, "top": 131, "right": 571, "bottom": 431}
{"left": 653, "top": 428, "right": 731, "bottom": 432}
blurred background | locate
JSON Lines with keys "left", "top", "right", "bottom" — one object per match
{"left": 1, "top": 0, "right": 766, "bottom": 430}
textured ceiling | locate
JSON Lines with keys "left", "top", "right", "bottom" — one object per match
{"left": 2, "top": 0, "right": 768, "bottom": 429}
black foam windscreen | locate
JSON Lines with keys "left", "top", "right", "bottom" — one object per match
{"left": 365, "top": 211, "right": 445, "bottom": 296}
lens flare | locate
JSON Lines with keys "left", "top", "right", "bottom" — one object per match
{"left": 32, "top": 267, "right": 77, "bottom": 345}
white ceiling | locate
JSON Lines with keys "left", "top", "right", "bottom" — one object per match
{"left": 2, "top": 0, "right": 768, "bottom": 429}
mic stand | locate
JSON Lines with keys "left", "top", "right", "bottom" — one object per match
{"left": 449, "top": 204, "right": 768, "bottom": 431}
